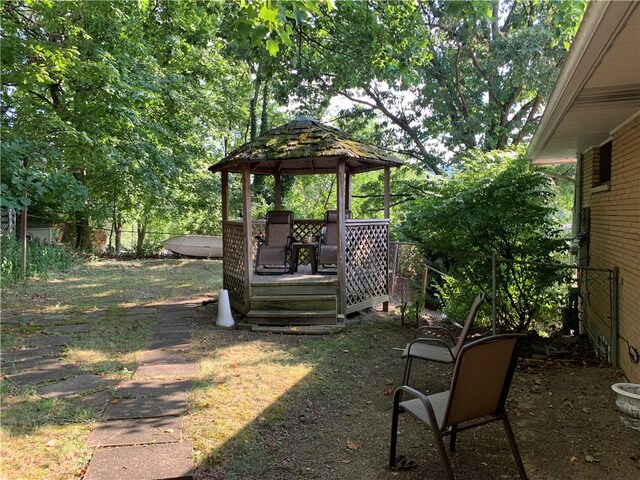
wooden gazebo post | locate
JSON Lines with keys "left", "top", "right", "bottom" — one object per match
{"left": 337, "top": 159, "right": 347, "bottom": 315}
{"left": 221, "top": 170, "right": 229, "bottom": 222}
{"left": 241, "top": 164, "right": 253, "bottom": 310}
{"left": 383, "top": 166, "right": 391, "bottom": 312}
{"left": 274, "top": 172, "right": 282, "bottom": 210}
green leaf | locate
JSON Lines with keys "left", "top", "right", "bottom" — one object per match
{"left": 266, "top": 38, "right": 279, "bottom": 56}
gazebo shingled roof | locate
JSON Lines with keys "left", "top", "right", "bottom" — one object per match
{"left": 209, "top": 116, "right": 403, "bottom": 175}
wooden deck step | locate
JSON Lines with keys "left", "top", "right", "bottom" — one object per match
{"left": 250, "top": 322, "right": 345, "bottom": 335}
{"left": 246, "top": 310, "right": 337, "bottom": 326}
{"left": 251, "top": 294, "right": 336, "bottom": 311}
{"left": 251, "top": 282, "right": 337, "bottom": 296}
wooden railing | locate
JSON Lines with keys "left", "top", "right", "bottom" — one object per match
{"left": 344, "top": 219, "right": 389, "bottom": 314}
{"left": 222, "top": 221, "right": 246, "bottom": 310}
{"left": 224, "top": 218, "right": 389, "bottom": 315}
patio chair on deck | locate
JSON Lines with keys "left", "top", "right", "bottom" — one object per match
{"left": 316, "top": 210, "right": 351, "bottom": 274}
{"left": 401, "top": 293, "right": 486, "bottom": 385}
{"left": 390, "top": 333, "right": 528, "bottom": 480}
{"left": 255, "top": 210, "right": 296, "bottom": 275}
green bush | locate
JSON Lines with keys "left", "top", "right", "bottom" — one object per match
{"left": 1, "top": 235, "right": 73, "bottom": 286}
{"left": 401, "top": 149, "right": 569, "bottom": 332}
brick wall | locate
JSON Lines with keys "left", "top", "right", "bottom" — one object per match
{"left": 581, "top": 115, "right": 640, "bottom": 382}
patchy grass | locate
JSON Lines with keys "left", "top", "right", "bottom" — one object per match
{"left": 0, "top": 258, "right": 220, "bottom": 480}
{"left": 1, "top": 258, "right": 222, "bottom": 314}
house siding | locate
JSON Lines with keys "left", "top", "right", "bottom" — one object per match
{"left": 581, "top": 115, "right": 640, "bottom": 382}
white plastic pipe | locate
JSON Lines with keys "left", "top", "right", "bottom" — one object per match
{"left": 216, "top": 289, "right": 234, "bottom": 328}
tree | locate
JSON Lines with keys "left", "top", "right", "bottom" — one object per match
{"left": 1, "top": 1, "right": 250, "bottom": 250}
{"left": 401, "top": 149, "right": 568, "bottom": 332}
{"left": 285, "top": 0, "right": 586, "bottom": 174}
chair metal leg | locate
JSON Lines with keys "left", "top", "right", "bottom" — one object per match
{"left": 389, "top": 395, "right": 401, "bottom": 468}
{"left": 502, "top": 413, "right": 528, "bottom": 480}
{"left": 449, "top": 425, "right": 458, "bottom": 452}
{"left": 432, "top": 429, "right": 456, "bottom": 479}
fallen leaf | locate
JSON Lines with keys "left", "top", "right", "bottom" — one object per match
{"left": 163, "top": 429, "right": 174, "bottom": 434}
{"left": 230, "top": 363, "right": 238, "bottom": 369}
{"left": 570, "top": 456, "right": 578, "bottom": 463}
{"left": 382, "top": 387, "right": 393, "bottom": 396}
{"left": 346, "top": 441, "right": 359, "bottom": 450}
{"left": 110, "top": 399, "right": 119, "bottom": 404}
{"left": 342, "top": 459, "right": 351, "bottom": 464}
{"left": 585, "top": 455, "right": 600, "bottom": 463}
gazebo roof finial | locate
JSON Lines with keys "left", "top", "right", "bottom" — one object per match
{"left": 293, "top": 115, "right": 319, "bottom": 123}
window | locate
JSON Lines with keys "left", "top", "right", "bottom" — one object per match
{"left": 598, "top": 141, "right": 612, "bottom": 185}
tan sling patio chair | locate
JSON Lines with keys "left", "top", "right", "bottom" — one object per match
{"left": 316, "top": 209, "right": 351, "bottom": 274}
{"left": 254, "top": 210, "right": 296, "bottom": 275}
{"left": 390, "top": 333, "right": 528, "bottom": 479}
{"left": 401, "top": 293, "right": 486, "bottom": 385}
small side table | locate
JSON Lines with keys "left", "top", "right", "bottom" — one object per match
{"left": 290, "top": 243, "right": 318, "bottom": 274}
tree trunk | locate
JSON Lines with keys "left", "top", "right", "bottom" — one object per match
{"left": 114, "top": 214, "right": 122, "bottom": 254}
{"left": 249, "top": 65, "right": 262, "bottom": 141}
{"left": 260, "top": 79, "right": 269, "bottom": 135}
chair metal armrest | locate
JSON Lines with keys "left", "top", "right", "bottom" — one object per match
{"left": 286, "top": 235, "right": 298, "bottom": 249}
{"left": 393, "top": 385, "right": 441, "bottom": 430}
{"left": 415, "top": 325, "right": 456, "bottom": 344}
{"left": 407, "top": 337, "right": 455, "bottom": 361}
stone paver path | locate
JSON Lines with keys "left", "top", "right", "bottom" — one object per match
{"left": 84, "top": 303, "right": 198, "bottom": 479}
{"left": 1, "top": 302, "right": 201, "bottom": 479}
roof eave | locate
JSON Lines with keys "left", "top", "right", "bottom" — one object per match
{"left": 526, "top": 1, "right": 638, "bottom": 165}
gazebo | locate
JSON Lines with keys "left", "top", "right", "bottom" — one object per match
{"left": 209, "top": 116, "right": 403, "bottom": 326}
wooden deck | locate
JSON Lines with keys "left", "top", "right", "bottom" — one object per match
{"left": 223, "top": 219, "right": 389, "bottom": 326}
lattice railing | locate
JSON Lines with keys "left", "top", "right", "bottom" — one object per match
{"left": 223, "top": 221, "right": 246, "bottom": 308}
{"left": 345, "top": 219, "right": 389, "bottom": 311}
{"left": 293, "top": 220, "right": 323, "bottom": 265}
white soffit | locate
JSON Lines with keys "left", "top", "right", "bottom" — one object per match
{"left": 527, "top": 1, "right": 640, "bottom": 165}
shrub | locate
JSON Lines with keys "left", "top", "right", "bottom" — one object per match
{"left": 1, "top": 235, "right": 73, "bottom": 286}
{"left": 401, "top": 149, "right": 568, "bottom": 332}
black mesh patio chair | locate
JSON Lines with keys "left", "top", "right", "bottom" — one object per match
{"left": 254, "top": 210, "right": 296, "bottom": 275}
{"left": 401, "top": 292, "right": 486, "bottom": 385}
{"left": 390, "top": 333, "right": 528, "bottom": 480}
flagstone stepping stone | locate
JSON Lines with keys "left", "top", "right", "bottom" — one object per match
{"left": 72, "top": 389, "right": 114, "bottom": 416}
{"left": 104, "top": 393, "right": 187, "bottom": 419}
{"left": 146, "top": 339, "right": 191, "bottom": 351}
{"left": 122, "top": 308, "right": 157, "bottom": 317}
{"left": 159, "top": 309, "right": 195, "bottom": 321}
{"left": 87, "top": 416, "right": 183, "bottom": 447}
{"left": 84, "top": 442, "right": 193, "bottom": 480}
{"left": 37, "top": 373, "right": 117, "bottom": 399}
{"left": 116, "top": 380, "right": 192, "bottom": 398}
{"left": 149, "top": 331, "right": 192, "bottom": 344}
{"left": 1, "top": 355, "right": 61, "bottom": 373}
{"left": 151, "top": 320, "right": 193, "bottom": 334}
{"left": 139, "top": 349, "right": 193, "bottom": 365}
{"left": 22, "top": 335, "right": 72, "bottom": 348}
{"left": 133, "top": 363, "right": 198, "bottom": 380}
{"left": 0, "top": 346, "right": 61, "bottom": 363}
{"left": 26, "top": 315, "right": 73, "bottom": 326}
{"left": 1, "top": 316, "right": 31, "bottom": 325}
{"left": 42, "top": 324, "right": 90, "bottom": 335}
{"left": 4, "top": 364, "right": 83, "bottom": 387}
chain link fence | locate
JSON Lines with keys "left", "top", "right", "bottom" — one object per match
{"left": 388, "top": 242, "right": 617, "bottom": 365}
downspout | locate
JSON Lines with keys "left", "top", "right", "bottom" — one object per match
{"left": 572, "top": 153, "right": 583, "bottom": 241}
